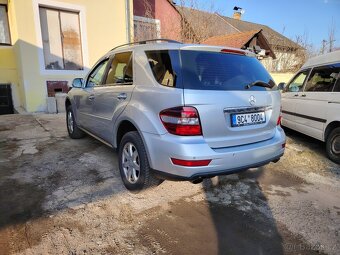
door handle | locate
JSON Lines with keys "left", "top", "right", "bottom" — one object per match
{"left": 301, "top": 94, "right": 306, "bottom": 97}
{"left": 294, "top": 94, "right": 299, "bottom": 97}
{"left": 117, "top": 93, "right": 127, "bottom": 100}
{"left": 88, "top": 95, "right": 95, "bottom": 100}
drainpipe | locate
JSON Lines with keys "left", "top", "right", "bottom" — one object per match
{"left": 125, "top": 0, "right": 131, "bottom": 43}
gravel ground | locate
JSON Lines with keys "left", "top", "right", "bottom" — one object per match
{"left": 0, "top": 113, "right": 339, "bottom": 255}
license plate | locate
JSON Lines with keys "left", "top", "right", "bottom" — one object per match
{"left": 231, "top": 112, "right": 266, "bottom": 127}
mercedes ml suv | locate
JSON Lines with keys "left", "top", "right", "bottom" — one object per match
{"left": 65, "top": 40, "right": 286, "bottom": 191}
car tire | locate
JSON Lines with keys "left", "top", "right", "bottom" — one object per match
{"left": 66, "top": 105, "right": 85, "bottom": 139}
{"left": 326, "top": 127, "right": 340, "bottom": 164}
{"left": 118, "top": 131, "right": 163, "bottom": 192}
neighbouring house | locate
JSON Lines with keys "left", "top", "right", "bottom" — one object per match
{"left": 203, "top": 29, "right": 276, "bottom": 59}
{"left": 0, "top": 0, "right": 133, "bottom": 113}
{"left": 177, "top": 6, "right": 304, "bottom": 77}
{"left": 133, "top": 0, "right": 181, "bottom": 41}
{"left": 217, "top": 13, "right": 304, "bottom": 73}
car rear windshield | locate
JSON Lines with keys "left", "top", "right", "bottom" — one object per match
{"left": 145, "top": 50, "right": 276, "bottom": 91}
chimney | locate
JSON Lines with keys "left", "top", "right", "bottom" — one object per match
{"left": 233, "top": 6, "right": 244, "bottom": 20}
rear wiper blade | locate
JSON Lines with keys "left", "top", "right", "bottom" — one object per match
{"left": 245, "top": 80, "right": 273, "bottom": 89}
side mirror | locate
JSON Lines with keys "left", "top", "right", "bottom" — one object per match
{"left": 277, "top": 82, "right": 286, "bottom": 91}
{"left": 72, "top": 78, "right": 83, "bottom": 88}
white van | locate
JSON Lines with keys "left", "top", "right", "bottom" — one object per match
{"left": 280, "top": 51, "right": 340, "bottom": 163}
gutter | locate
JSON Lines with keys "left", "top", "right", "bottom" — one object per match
{"left": 125, "top": 0, "right": 131, "bottom": 43}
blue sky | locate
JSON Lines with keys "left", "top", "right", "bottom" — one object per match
{"left": 189, "top": 0, "right": 340, "bottom": 49}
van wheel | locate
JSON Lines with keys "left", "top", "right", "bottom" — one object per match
{"left": 66, "top": 105, "right": 85, "bottom": 139}
{"left": 326, "top": 127, "right": 340, "bottom": 164}
{"left": 118, "top": 131, "right": 163, "bottom": 192}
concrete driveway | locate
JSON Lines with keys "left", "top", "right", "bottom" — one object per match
{"left": 0, "top": 114, "right": 339, "bottom": 255}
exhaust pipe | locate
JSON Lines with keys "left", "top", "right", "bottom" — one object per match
{"left": 191, "top": 178, "right": 203, "bottom": 184}
{"left": 272, "top": 158, "right": 280, "bottom": 163}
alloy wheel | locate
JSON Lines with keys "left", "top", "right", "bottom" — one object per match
{"left": 67, "top": 111, "right": 74, "bottom": 134}
{"left": 122, "top": 142, "right": 140, "bottom": 184}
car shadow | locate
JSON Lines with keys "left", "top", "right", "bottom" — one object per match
{"left": 283, "top": 126, "right": 327, "bottom": 157}
{"left": 201, "top": 174, "right": 285, "bottom": 255}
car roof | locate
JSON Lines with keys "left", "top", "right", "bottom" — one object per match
{"left": 108, "top": 41, "right": 255, "bottom": 57}
{"left": 302, "top": 50, "right": 340, "bottom": 69}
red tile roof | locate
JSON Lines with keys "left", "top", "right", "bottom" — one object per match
{"left": 202, "top": 30, "right": 261, "bottom": 48}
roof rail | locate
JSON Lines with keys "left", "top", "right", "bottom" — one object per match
{"left": 109, "top": 39, "right": 182, "bottom": 52}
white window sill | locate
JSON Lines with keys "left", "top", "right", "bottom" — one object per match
{"left": 40, "top": 69, "right": 88, "bottom": 76}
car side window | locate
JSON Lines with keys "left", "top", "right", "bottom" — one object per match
{"left": 105, "top": 52, "right": 133, "bottom": 85}
{"left": 86, "top": 59, "right": 110, "bottom": 87}
{"left": 304, "top": 65, "right": 340, "bottom": 92}
{"left": 145, "top": 50, "right": 178, "bottom": 87}
{"left": 285, "top": 70, "right": 309, "bottom": 92}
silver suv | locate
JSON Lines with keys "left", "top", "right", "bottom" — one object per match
{"left": 66, "top": 40, "right": 286, "bottom": 191}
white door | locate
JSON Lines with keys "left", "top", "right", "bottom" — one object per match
{"left": 294, "top": 64, "right": 340, "bottom": 141}
{"left": 281, "top": 69, "right": 310, "bottom": 129}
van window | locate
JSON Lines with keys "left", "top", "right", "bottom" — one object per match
{"left": 334, "top": 78, "right": 340, "bottom": 92}
{"left": 286, "top": 70, "right": 309, "bottom": 92}
{"left": 304, "top": 64, "right": 340, "bottom": 92}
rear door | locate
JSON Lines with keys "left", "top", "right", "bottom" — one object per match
{"left": 294, "top": 63, "right": 340, "bottom": 140}
{"left": 92, "top": 52, "right": 134, "bottom": 142}
{"left": 180, "top": 49, "right": 280, "bottom": 148}
{"left": 281, "top": 70, "right": 310, "bottom": 129}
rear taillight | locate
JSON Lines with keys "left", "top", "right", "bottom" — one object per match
{"left": 171, "top": 158, "right": 211, "bottom": 167}
{"left": 160, "top": 106, "right": 202, "bottom": 136}
{"left": 277, "top": 115, "right": 282, "bottom": 126}
{"left": 277, "top": 106, "right": 282, "bottom": 126}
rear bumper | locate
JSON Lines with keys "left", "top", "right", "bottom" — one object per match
{"left": 142, "top": 126, "right": 286, "bottom": 179}
{"left": 152, "top": 154, "right": 283, "bottom": 181}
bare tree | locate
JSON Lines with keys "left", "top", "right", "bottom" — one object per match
{"left": 178, "top": 0, "right": 222, "bottom": 43}
{"left": 264, "top": 30, "right": 315, "bottom": 73}
{"left": 321, "top": 39, "right": 327, "bottom": 55}
{"left": 328, "top": 18, "right": 336, "bottom": 52}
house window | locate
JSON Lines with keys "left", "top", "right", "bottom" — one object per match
{"left": 0, "top": 5, "right": 11, "bottom": 45}
{"left": 134, "top": 16, "right": 160, "bottom": 41}
{"left": 39, "top": 7, "right": 83, "bottom": 70}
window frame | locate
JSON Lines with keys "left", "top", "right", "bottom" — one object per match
{"left": 33, "top": 0, "right": 89, "bottom": 76}
{"left": 103, "top": 51, "right": 134, "bottom": 86}
{"left": 0, "top": 4, "right": 12, "bottom": 46}
{"left": 39, "top": 6, "right": 84, "bottom": 71}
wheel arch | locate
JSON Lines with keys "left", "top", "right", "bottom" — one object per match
{"left": 115, "top": 119, "right": 139, "bottom": 148}
{"left": 65, "top": 97, "right": 72, "bottom": 109}
{"left": 114, "top": 118, "right": 154, "bottom": 169}
{"left": 325, "top": 121, "right": 340, "bottom": 141}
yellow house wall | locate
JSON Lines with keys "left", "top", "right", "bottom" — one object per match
{"left": 8, "top": 0, "right": 132, "bottom": 112}
{"left": 270, "top": 72, "right": 295, "bottom": 84}
{"left": 0, "top": 0, "right": 25, "bottom": 109}
{"left": 0, "top": 48, "right": 21, "bottom": 108}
